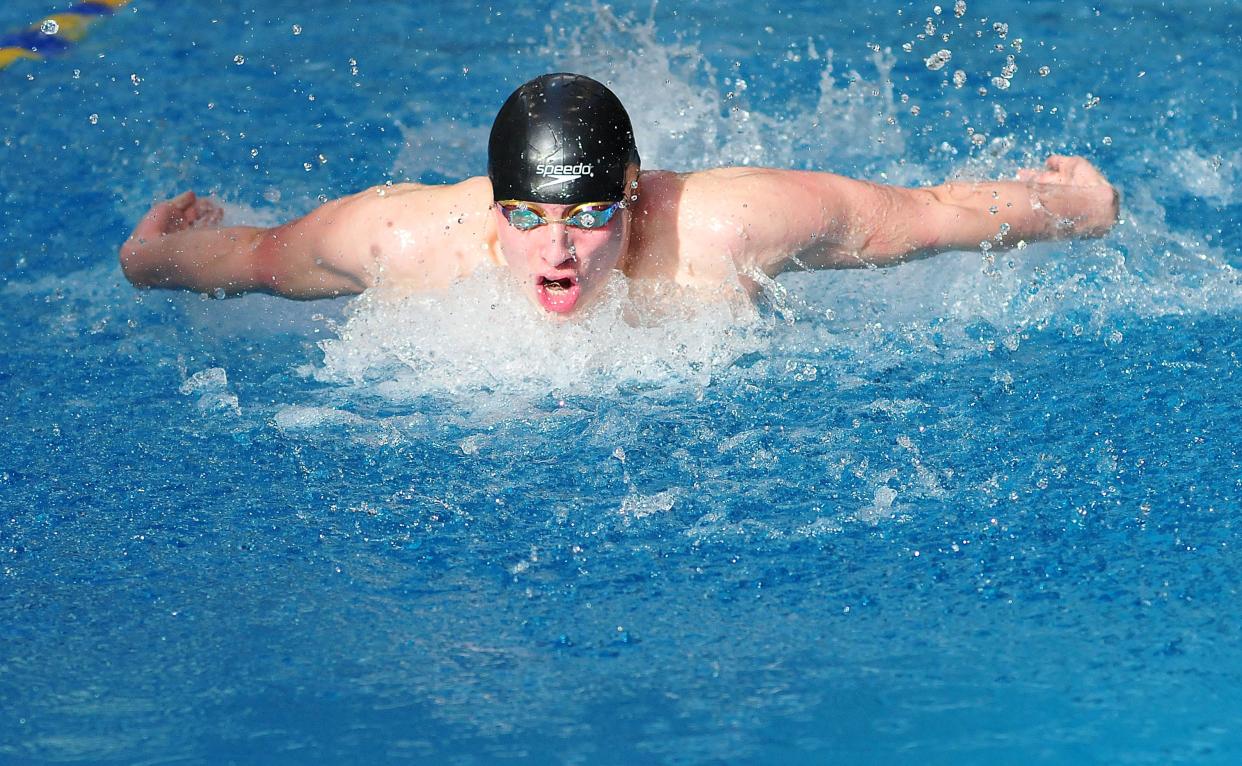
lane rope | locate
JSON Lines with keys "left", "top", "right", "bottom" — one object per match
{"left": 0, "top": 1, "right": 131, "bottom": 71}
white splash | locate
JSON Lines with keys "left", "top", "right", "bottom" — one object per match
{"left": 314, "top": 266, "right": 765, "bottom": 400}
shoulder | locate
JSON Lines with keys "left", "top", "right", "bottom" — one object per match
{"left": 295, "top": 176, "right": 497, "bottom": 292}
{"left": 627, "top": 170, "right": 751, "bottom": 288}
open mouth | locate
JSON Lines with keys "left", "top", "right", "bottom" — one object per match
{"left": 536, "top": 275, "right": 581, "bottom": 314}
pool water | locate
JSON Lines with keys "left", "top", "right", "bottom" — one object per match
{"left": 2, "top": 1, "right": 1240, "bottom": 763}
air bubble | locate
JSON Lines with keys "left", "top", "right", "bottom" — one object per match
{"left": 992, "top": 76, "right": 1010, "bottom": 90}
{"left": 292, "top": 24, "right": 303, "bottom": 35}
{"left": 1084, "top": 93, "right": 1100, "bottom": 109}
{"left": 933, "top": 5, "right": 942, "bottom": 15}
{"left": 953, "top": 70, "right": 966, "bottom": 88}
{"left": 902, "top": 42, "right": 913, "bottom": 53}
{"left": 88, "top": 113, "right": 99, "bottom": 125}
{"left": 303, "top": 162, "right": 313, "bottom": 171}
{"left": 925, "top": 20, "right": 937, "bottom": 35}
{"left": 234, "top": 55, "right": 245, "bottom": 65}
{"left": 1102, "top": 136, "right": 1112, "bottom": 145}
{"left": 993, "top": 22, "right": 1008, "bottom": 38}
{"left": 40, "top": 19, "right": 59, "bottom": 35}
{"left": 1038, "top": 65, "right": 1050, "bottom": 76}
{"left": 130, "top": 73, "right": 141, "bottom": 86}
{"left": 954, "top": 1, "right": 967, "bottom": 18}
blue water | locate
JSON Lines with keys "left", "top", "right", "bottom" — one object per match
{"left": 2, "top": 1, "right": 1241, "bottom": 763}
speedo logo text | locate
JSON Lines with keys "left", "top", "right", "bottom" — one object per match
{"left": 535, "top": 163, "right": 594, "bottom": 178}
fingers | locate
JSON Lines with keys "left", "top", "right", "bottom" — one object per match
{"left": 1045, "top": 154, "right": 1069, "bottom": 171}
{"left": 194, "top": 199, "right": 225, "bottom": 227}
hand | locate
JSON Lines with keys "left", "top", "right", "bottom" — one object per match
{"left": 126, "top": 191, "right": 224, "bottom": 248}
{"left": 1017, "top": 155, "right": 1119, "bottom": 237}
{"left": 120, "top": 191, "right": 226, "bottom": 285}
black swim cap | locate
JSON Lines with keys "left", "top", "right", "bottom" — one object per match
{"left": 488, "top": 73, "right": 640, "bottom": 204}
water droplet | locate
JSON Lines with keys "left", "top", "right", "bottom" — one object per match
{"left": 234, "top": 55, "right": 245, "bottom": 65}
{"left": 40, "top": 19, "right": 59, "bottom": 35}
{"left": 291, "top": 24, "right": 302, "bottom": 35}
{"left": 88, "top": 113, "right": 98, "bottom": 125}
{"left": 924, "top": 49, "right": 952, "bottom": 70}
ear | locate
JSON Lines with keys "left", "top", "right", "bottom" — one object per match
{"left": 624, "top": 163, "right": 641, "bottom": 202}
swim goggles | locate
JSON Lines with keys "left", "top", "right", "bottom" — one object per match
{"left": 496, "top": 200, "right": 622, "bottom": 231}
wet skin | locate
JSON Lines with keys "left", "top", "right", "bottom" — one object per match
{"left": 491, "top": 200, "right": 633, "bottom": 315}
{"left": 120, "top": 156, "right": 1120, "bottom": 313}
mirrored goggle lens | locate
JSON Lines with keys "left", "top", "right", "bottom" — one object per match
{"left": 499, "top": 202, "right": 620, "bottom": 231}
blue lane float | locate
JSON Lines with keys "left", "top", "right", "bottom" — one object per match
{"left": 0, "top": 0, "right": 131, "bottom": 70}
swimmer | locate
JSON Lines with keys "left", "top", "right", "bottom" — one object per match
{"left": 120, "top": 72, "right": 1119, "bottom": 316}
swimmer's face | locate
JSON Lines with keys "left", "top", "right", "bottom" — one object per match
{"left": 494, "top": 173, "right": 637, "bottom": 316}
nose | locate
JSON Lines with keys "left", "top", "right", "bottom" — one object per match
{"left": 537, "top": 224, "right": 577, "bottom": 269}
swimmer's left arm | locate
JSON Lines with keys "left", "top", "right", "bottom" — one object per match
{"left": 680, "top": 156, "right": 1118, "bottom": 275}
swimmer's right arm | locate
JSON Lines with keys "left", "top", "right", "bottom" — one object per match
{"left": 120, "top": 191, "right": 373, "bottom": 299}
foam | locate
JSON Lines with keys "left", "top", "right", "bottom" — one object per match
{"left": 314, "top": 266, "right": 766, "bottom": 400}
